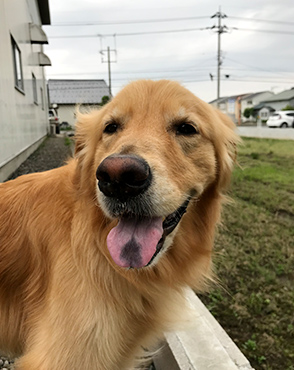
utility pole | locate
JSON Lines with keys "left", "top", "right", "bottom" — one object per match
{"left": 211, "top": 8, "right": 228, "bottom": 100}
{"left": 107, "top": 47, "right": 112, "bottom": 97}
{"left": 100, "top": 38, "right": 117, "bottom": 97}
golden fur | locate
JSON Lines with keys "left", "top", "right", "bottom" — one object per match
{"left": 0, "top": 80, "right": 238, "bottom": 369}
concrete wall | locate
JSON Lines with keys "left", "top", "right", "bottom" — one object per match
{"left": 237, "top": 126, "right": 294, "bottom": 140}
{"left": 154, "top": 290, "right": 254, "bottom": 370}
{"left": 0, "top": 0, "right": 49, "bottom": 181}
{"left": 58, "top": 105, "right": 76, "bottom": 127}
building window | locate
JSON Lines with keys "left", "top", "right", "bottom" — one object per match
{"left": 40, "top": 87, "right": 44, "bottom": 110}
{"left": 32, "top": 73, "right": 38, "bottom": 104}
{"left": 11, "top": 35, "right": 24, "bottom": 92}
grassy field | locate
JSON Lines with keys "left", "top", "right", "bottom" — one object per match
{"left": 199, "top": 137, "right": 294, "bottom": 370}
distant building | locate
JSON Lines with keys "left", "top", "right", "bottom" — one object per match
{"left": 210, "top": 94, "right": 248, "bottom": 124}
{"left": 209, "top": 97, "right": 228, "bottom": 114}
{"left": 240, "top": 91, "right": 274, "bottom": 122}
{"left": 0, "top": 0, "right": 51, "bottom": 182}
{"left": 252, "top": 104, "right": 275, "bottom": 122}
{"left": 48, "top": 79, "right": 110, "bottom": 127}
{"left": 259, "top": 88, "right": 294, "bottom": 111}
{"left": 210, "top": 91, "right": 274, "bottom": 124}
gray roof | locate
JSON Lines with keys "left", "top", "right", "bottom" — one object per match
{"left": 240, "top": 91, "right": 271, "bottom": 101}
{"left": 252, "top": 103, "right": 275, "bottom": 111}
{"left": 209, "top": 93, "right": 249, "bottom": 104}
{"left": 48, "top": 79, "right": 109, "bottom": 105}
{"left": 209, "top": 97, "right": 228, "bottom": 104}
{"left": 261, "top": 88, "right": 294, "bottom": 103}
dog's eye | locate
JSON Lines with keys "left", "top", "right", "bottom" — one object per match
{"left": 104, "top": 121, "right": 119, "bottom": 134}
{"left": 176, "top": 122, "right": 198, "bottom": 136}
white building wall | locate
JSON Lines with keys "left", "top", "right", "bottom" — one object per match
{"left": 241, "top": 92, "right": 274, "bottom": 117}
{"left": 58, "top": 105, "right": 77, "bottom": 127}
{"left": 0, "top": 0, "right": 49, "bottom": 181}
{"left": 58, "top": 104, "right": 101, "bottom": 128}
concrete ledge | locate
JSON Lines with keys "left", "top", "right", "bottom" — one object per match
{"left": 0, "top": 136, "right": 47, "bottom": 182}
{"left": 154, "top": 289, "right": 254, "bottom": 370}
{"left": 236, "top": 126, "right": 294, "bottom": 140}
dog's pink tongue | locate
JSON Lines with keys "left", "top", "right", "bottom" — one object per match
{"left": 107, "top": 217, "right": 163, "bottom": 268}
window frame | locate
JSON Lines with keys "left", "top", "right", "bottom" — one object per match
{"left": 32, "top": 73, "right": 38, "bottom": 105}
{"left": 40, "top": 87, "right": 44, "bottom": 110}
{"left": 11, "top": 35, "right": 25, "bottom": 93}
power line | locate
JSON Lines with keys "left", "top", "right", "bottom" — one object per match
{"left": 50, "top": 15, "right": 209, "bottom": 27}
{"left": 45, "top": 9, "right": 294, "bottom": 92}
{"left": 225, "top": 57, "right": 293, "bottom": 77}
{"left": 47, "top": 67, "right": 217, "bottom": 77}
{"left": 229, "top": 16, "right": 294, "bottom": 27}
{"left": 46, "top": 75, "right": 294, "bottom": 86}
{"left": 48, "top": 27, "right": 206, "bottom": 38}
{"left": 46, "top": 70, "right": 294, "bottom": 78}
{"left": 225, "top": 78, "right": 294, "bottom": 83}
{"left": 48, "top": 15, "right": 294, "bottom": 28}
{"left": 234, "top": 27, "right": 294, "bottom": 35}
{"left": 48, "top": 25, "right": 294, "bottom": 39}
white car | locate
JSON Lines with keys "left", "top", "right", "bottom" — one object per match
{"left": 49, "top": 109, "right": 60, "bottom": 134}
{"left": 266, "top": 111, "right": 294, "bottom": 128}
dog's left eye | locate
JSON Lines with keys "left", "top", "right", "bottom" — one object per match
{"left": 104, "top": 121, "right": 119, "bottom": 134}
{"left": 176, "top": 122, "right": 198, "bottom": 136}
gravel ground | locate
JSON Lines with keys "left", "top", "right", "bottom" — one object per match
{"left": 8, "top": 135, "right": 73, "bottom": 181}
{"left": 1, "top": 135, "right": 72, "bottom": 369}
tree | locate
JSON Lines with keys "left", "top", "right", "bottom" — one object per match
{"left": 243, "top": 107, "right": 254, "bottom": 119}
{"left": 281, "top": 105, "right": 294, "bottom": 111}
{"left": 101, "top": 96, "right": 110, "bottom": 106}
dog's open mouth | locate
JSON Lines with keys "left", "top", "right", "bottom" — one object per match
{"left": 106, "top": 198, "right": 190, "bottom": 269}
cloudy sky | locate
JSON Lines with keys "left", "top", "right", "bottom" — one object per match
{"left": 44, "top": 0, "right": 294, "bottom": 102}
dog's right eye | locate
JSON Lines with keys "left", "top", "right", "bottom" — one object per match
{"left": 104, "top": 121, "right": 119, "bottom": 134}
{"left": 175, "top": 122, "right": 198, "bottom": 136}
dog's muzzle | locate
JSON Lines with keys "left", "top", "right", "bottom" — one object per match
{"left": 96, "top": 154, "right": 152, "bottom": 200}
{"left": 96, "top": 154, "right": 190, "bottom": 269}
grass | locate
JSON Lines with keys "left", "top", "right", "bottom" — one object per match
{"left": 199, "top": 137, "right": 294, "bottom": 370}
{"left": 64, "top": 136, "right": 73, "bottom": 146}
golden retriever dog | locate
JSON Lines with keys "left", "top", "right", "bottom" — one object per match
{"left": 0, "top": 80, "right": 238, "bottom": 369}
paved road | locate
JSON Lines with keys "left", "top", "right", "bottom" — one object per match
{"left": 236, "top": 126, "right": 294, "bottom": 140}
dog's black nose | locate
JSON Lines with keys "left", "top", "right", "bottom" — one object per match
{"left": 96, "top": 155, "right": 152, "bottom": 199}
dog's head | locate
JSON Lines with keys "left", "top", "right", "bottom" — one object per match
{"left": 75, "top": 80, "right": 238, "bottom": 272}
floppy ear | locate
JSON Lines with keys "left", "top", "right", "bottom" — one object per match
{"left": 72, "top": 108, "right": 105, "bottom": 194}
{"left": 212, "top": 109, "right": 241, "bottom": 191}
{"left": 74, "top": 108, "right": 93, "bottom": 156}
{"left": 74, "top": 108, "right": 103, "bottom": 157}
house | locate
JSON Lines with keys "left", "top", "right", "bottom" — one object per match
{"left": 240, "top": 91, "right": 274, "bottom": 122}
{"left": 0, "top": 0, "right": 51, "bottom": 182}
{"left": 210, "top": 94, "right": 248, "bottom": 124}
{"left": 252, "top": 103, "right": 275, "bottom": 122}
{"left": 259, "top": 88, "right": 294, "bottom": 111}
{"left": 210, "top": 91, "right": 275, "bottom": 124}
{"left": 209, "top": 97, "right": 228, "bottom": 114}
{"left": 48, "top": 79, "right": 110, "bottom": 127}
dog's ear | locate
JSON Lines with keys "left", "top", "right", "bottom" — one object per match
{"left": 74, "top": 108, "right": 100, "bottom": 157}
{"left": 212, "top": 109, "right": 240, "bottom": 191}
{"left": 73, "top": 109, "right": 104, "bottom": 192}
